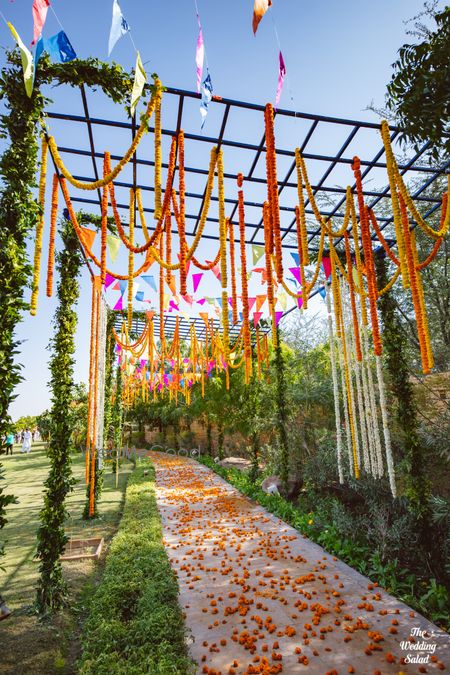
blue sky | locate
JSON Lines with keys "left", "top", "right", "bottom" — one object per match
{"left": 1, "top": 0, "right": 441, "bottom": 419}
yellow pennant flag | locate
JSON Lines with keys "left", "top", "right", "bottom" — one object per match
{"left": 130, "top": 51, "right": 147, "bottom": 116}
{"left": 106, "top": 234, "right": 121, "bottom": 262}
{"left": 277, "top": 291, "right": 288, "bottom": 311}
{"left": 8, "top": 23, "right": 34, "bottom": 98}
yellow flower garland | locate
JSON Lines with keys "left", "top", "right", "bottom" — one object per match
{"left": 154, "top": 89, "right": 162, "bottom": 220}
{"left": 30, "top": 137, "right": 48, "bottom": 315}
{"left": 48, "top": 79, "right": 162, "bottom": 191}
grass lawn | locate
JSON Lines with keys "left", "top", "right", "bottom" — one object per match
{"left": 0, "top": 442, "right": 133, "bottom": 675}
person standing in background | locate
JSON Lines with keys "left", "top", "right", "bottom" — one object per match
{"left": 21, "top": 428, "right": 32, "bottom": 454}
{"left": 5, "top": 431, "right": 14, "bottom": 455}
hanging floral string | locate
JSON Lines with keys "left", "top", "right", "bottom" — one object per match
{"left": 263, "top": 202, "right": 277, "bottom": 347}
{"left": 228, "top": 217, "right": 238, "bottom": 325}
{"left": 100, "top": 156, "right": 108, "bottom": 285}
{"left": 264, "top": 103, "right": 283, "bottom": 282}
{"left": 127, "top": 188, "right": 135, "bottom": 330}
{"left": 154, "top": 89, "right": 162, "bottom": 220}
{"left": 46, "top": 173, "right": 59, "bottom": 298}
{"left": 48, "top": 79, "right": 162, "bottom": 191}
{"left": 237, "top": 173, "right": 252, "bottom": 382}
{"left": 30, "top": 136, "right": 48, "bottom": 315}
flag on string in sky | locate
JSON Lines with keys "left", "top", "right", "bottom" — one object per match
{"left": 195, "top": 13, "right": 204, "bottom": 93}
{"left": 252, "top": 244, "right": 265, "bottom": 266}
{"left": 8, "top": 23, "right": 34, "bottom": 97}
{"left": 131, "top": 51, "right": 147, "bottom": 116}
{"left": 141, "top": 275, "right": 157, "bottom": 292}
{"left": 200, "top": 70, "right": 213, "bottom": 129}
{"left": 36, "top": 31, "right": 77, "bottom": 65}
{"left": 290, "top": 252, "right": 300, "bottom": 266}
{"left": 106, "top": 234, "right": 121, "bottom": 262}
{"left": 80, "top": 226, "right": 96, "bottom": 251}
{"left": 275, "top": 311, "right": 284, "bottom": 326}
{"left": 318, "top": 286, "right": 327, "bottom": 300}
{"left": 192, "top": 272, "right": 203, "bottom": 294}
{"left": 108, "top": 0, "right": 130, "bottom": 56}
{"left": 31, "top": 0, "right": 50, "bottom": 46}
{"left": 252, "top": 0, "right": 271, "bottom": 35}
{"left": 104, "top": 273, "right": 115, "bottom": 289}
{"left": 275, "top": 51, "right": 286, "bottom": 106}
{"left": 135, "top": 290, "right": 144, "bottom": 302}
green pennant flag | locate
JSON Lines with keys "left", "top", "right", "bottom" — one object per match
{"left": 8, "top": 23, "right": 34, "bottom": 98}
{"left": 106, "top": 234, "right": 121, "bottom": 263}
{"left": 252, "top": 244, "right": 265, "bottom": 266}
{"left": 130, "top": 51, "right": 147, "bottom": 116}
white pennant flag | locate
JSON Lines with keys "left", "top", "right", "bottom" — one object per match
{"left": 108, "top": 0, "right": 130, "bottom": 56}
{"left": 130, "top": 51, "right": 147, "bottom": 116}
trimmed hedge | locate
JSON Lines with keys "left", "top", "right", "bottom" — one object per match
{"left": 80, "top": 459, "right": 194, "bottom": 674}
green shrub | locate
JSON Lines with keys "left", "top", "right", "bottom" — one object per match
{"left": 80, "top": 459, "right": 194, "bottom": 674}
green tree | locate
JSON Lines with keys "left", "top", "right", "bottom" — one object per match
{"left": 386, "top": 4, "right": 450, "bottom": 159}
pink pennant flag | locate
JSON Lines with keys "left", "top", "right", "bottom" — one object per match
{"left": 297, "top": 296, "right": 303, "bottom": 309}
{"left": 192, "top": 272, "right": 203, "bottom": 294}
{"left": 182, "top": 294, "right": 194, "bottom": 306}
{"left": 253, "top": 311, "right": 263, "bottom": 327}
{"left": 169, "top": 300, "right": 179, "bottom": 311}
{"left": 275, "top": 51, "right": 286, "bottom": 106}
{"left": 113, "top": 281, "right": 120, "bottom": 290}
{"left": 104, "top": 272, "right": 115, "bottom": 289}
{"left": 195, "top": 20, "right": 204, "bottom": 93}
{"left": 196, "top": 298, "right": 206, "bottom": 305}
{"left": 211, "top": 264, "right": 221, "bottom": 282}
{"left": 322, "top": 256, "right": 332, "bottom": 279}
{"left": 31, "top": 0, "right": 50, "bottom": 46}
{"left": 289, "top": 267, "right": 302, "bottom": 285}
{"left": 113, "top": 295, "right": 123, "bottom": 311}
{"left": 248, "top": 297, "right": 256, "bottom": 312}
{"left": 275, "top": 311, "right": 284, "bottom": 326}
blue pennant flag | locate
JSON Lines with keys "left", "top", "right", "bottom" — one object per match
{"left": 200, "top": 70, "right": 213, "bottom": 129}
{"left": 141, "top": 275, "right": 157, "bottom": 292}
{"left": 36, "top": 31, "right": 77, "bottom": 65}
{"left": 318, "top": 286, "right": 327, "bottom": 300}
{"left": 290, "top": 252, "right": 300, "bottom": 266}
{"left": 135, "top": 290, "right": 145, "bottom": 302}
{"left": 118, "top": 280, "right": 128, "bottom": 295}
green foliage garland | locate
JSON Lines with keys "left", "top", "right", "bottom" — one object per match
{"left": 0, "top": 48, "right": 136, "bottom": 568}
{"left": 35, "top": 217, "right": 83, "bottom": 613}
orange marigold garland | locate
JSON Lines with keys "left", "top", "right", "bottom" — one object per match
{"left": 344, "top": 233, "right": 362, "bottom": 362}
{"left": 178, "top": 130, "right": 188, "bottom": 296}
{"left": 217, "top": 148, "right": 229, "bottom": 367}
{"left": 263, "top": 201, "right": 277, "bottom": 347}
{"left": 237, "top": 173, "right": 252, "bottom": 382}
{"left": 264, "top": 103, "right": 283, "bottom": 282}
{"left": 228, "top": 217, "right": 238, "bottom": 325}
{"left": 46, "top": 173, "right": 59, "bottom": 297}
{"left": 399, "top": 194, "right": 432, "bottom": 374}
{"left": 352, "top": 157, "right": 382, "bottom": 356}
{"left": 127, "top": 188, "right": 135, "bottom": 330}
{"left": 165, "top": 211, "right": 173, "bottom": 286}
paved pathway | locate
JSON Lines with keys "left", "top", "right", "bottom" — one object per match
{"left": 150, "top": 452, "right": 450, "bottom": 674}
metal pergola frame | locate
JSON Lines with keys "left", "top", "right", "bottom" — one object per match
{"left": 46, "top": 84, "right": 449, "bottom": 338}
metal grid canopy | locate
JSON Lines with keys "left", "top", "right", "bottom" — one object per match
{"left": 47, "top": 85, "right": 448, "bottom": 337}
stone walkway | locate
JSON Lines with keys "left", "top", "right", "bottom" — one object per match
{"left": 149, "top": 452, "right": 450, "bottom": 674}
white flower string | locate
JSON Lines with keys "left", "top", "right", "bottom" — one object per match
{"left": 325, "top": 282, "right": 344, "bottom": 483}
